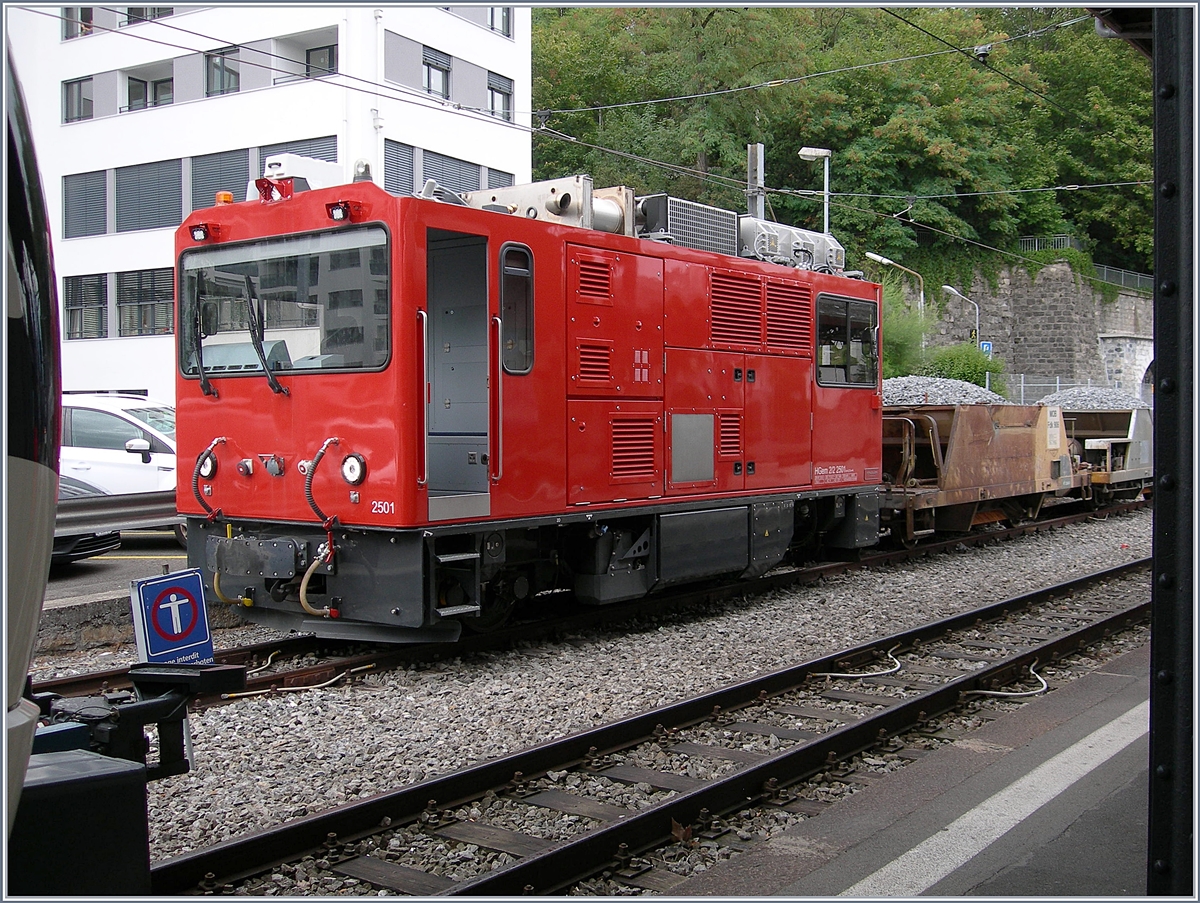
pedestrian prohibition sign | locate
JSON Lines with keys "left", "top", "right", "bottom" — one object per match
{"left": 130, "top": 568, "right": 215, "bottom": 664}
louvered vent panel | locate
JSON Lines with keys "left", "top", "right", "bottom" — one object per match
{"left": 710, "top": 273, "right": 763, "bottom": 346}
{"left": 577, "top": 259, "right": 612, "bottom": 300}
{"left": 766, "top": 282, "right": 814, "bottom": 353}
{"left": 577, "top": 343, "right": 612, "bottom": 381}
{"left": 611, "top": 418, "right": 657, "bottom": 480}
{"left": 719, "top": 414, "right": 742, "bottom": 457}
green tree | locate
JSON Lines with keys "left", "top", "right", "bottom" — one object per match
{"left": 531, "top": 7, "right": 1153, "bottom": 274}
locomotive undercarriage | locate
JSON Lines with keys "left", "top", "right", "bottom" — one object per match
{"left": 186, "top": 489, "right": 878, "bottom": 643}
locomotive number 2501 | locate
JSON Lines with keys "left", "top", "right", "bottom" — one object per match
{"left": 371, "top": 500, "right": 395, "bottom": 515}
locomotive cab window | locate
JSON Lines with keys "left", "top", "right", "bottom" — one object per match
{"left": 816, "top": 295, "right": 877, "bottom": 387}
{"left": 500, "top": 244, "right": 532, "bottom": 374}
{"left": 178, "top": 225, "right": 390, "bottom": 379}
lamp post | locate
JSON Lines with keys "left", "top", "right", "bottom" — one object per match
{"left": 942, "top": 285, "right": 980, "bottom": 347}
{"left": 865, "top": 251, "right": 926, "bottom": 322}
{"left": 797, "top": 146, "right": 831, "bottom": 235}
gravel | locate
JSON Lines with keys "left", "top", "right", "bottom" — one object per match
{"left": 1037, "top": 386, "right": 1151, "bottom": 410}
{"left": 883, "top": 376, "right": 1010, "bottom": 406}
{"left": 29, "top": 507, "right": 1152, "bottom": 890}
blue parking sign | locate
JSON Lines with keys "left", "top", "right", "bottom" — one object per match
{"left": 130, "top": 569, "right": 215, "bottom": 664}
{"left": 980, "top": 341, "right": 993, "bottom": 358}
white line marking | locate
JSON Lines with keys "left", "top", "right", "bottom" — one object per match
{"left": 840, "top": 700, "right": 1149, "bottom": 897}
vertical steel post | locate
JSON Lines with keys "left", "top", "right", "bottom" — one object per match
{"left": 1148, "top": 7, "right": 1194, "bottom": 896}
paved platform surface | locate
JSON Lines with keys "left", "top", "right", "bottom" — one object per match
{"left": 672, "top": 643, "right": 1151, "bottom": 897}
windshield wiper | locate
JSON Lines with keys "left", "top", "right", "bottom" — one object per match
{"left": 244, "top": 275, "right": 289, "bottom": 396}
{"left": 194, "top": 273, "right": 217, "bottom": 397}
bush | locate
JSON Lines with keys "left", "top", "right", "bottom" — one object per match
{"left": 922, "top": 343, "right": 1009, "bottom": 397}
{"left": 880, "top": 276, "right": 930, "bottom": 378}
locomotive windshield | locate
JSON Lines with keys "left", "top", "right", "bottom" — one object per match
{"left": 178, "top": 225, "right": 390, "bottom": 380}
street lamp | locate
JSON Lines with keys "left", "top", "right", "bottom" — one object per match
{"left": 942, "top": 285, "right": 980, "bottom": 348}
{"left": 865, "top": 251, "right": 926, "bottom": 324}
{"left": 797, "top": 146, "right": 831, "bottom": 235}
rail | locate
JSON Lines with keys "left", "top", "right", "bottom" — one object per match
{"left": 54, "top": 490, "right": 180, "bottom": 537}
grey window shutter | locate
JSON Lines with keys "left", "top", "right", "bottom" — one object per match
{"left": 384, "top": 140, "right": 415, "bottom": 195}
{"left": 422, "top": 46, "right": 451, "bottom": 69}
{"left": 423, "top": 150, "right": 480, "bottom": 193}
{"left": 116, "top": 159, "right": 182, "bottom": 232}
{"left": 488, "top": 168, "right": 515, "bottom": 189}
{"left": 63, "top": 170, "right": 107, "bottom": 238}
{"left": 260, "top": 135, "right": 337, "bottom": 162}
{"left": 192, "top": 148, "right": 249, "bottom": 210}
{"left": 487, "top": 72, "right": 513, "bottom": 93}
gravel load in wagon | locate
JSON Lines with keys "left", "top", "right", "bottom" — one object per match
{"left": 1037, "top": 386, "right": 1151, "bottom": 410}
{"left": 883, "top": 376, "right": 1010, "bottom": 406}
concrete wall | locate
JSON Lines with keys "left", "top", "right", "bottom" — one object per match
{"left": 931, "top": 263, "right": 1154, "bottom": 397}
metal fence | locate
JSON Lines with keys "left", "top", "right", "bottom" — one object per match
{"left": 1018, "top": 236, "right": 1153, "bottom": 294}
{"left": 993, "top": 374, "right": 1152, "bottom": 405}
{"left": 1019, "top": 234, "right": 1085, "bottom": 252}
{"left": 1093, "top": 265, "right": 1154, "bottom": 293}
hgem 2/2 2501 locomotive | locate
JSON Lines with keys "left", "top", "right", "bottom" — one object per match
{"left": 176, "top": 163, "right": 883, "bottom": 642}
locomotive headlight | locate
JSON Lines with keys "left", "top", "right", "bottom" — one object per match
{"left": 341, "top": 453, "right": 367, "bottom": 485}
{"left": 197, "top": 451, "right": 218, "bottom": 479}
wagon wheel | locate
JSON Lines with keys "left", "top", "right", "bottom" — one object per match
{"left": 462, "top": 575, "right": 522, "bottom": 633}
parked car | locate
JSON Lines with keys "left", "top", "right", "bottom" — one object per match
{"left": 52, "top": 474, "right": 121, "bottom": 565}
{"left": 60, "top": 393, "right": 176, "bottom": 494}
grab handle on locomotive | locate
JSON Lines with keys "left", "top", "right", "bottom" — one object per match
{"left": 491, "top": 315, "right": 504, "bottom": 482}
{"left": 417, "top": 308, "right": 429, "bottom": 487}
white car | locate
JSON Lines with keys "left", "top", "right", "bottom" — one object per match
{"left": 60, "top": 393, "right": 176, "bottom": 495}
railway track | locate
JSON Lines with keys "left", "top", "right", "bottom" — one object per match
{"left": 148, "top": 556, "right": 1150, "bottom": 895}
{"left": 33, "top": 502, "right": 1146, "bottom": 706}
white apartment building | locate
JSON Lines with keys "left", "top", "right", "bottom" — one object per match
{"left": 7, "top": 5, "right": 532, "bottom": 401}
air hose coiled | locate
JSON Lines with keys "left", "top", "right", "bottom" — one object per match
{"left": 193, "top": 436, "right": 227, "bottom": 522}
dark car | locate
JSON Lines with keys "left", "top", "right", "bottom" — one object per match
{"left": 52, "top": 475, "right": 121, "bottom": 565}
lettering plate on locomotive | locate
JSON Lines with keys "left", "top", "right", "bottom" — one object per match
{"left": 206, "top": 536, "right": 310, "bottom": 579}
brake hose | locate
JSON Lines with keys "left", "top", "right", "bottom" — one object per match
{"left": 193, "top": 436, "right": 227, "bottom": 522}
{"left": 300, "top": 437, "right": 342, "bottom": 618}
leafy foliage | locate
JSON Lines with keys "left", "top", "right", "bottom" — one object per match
{"left": 922, "top": 343, "right": 1009, "bottom": 396}
{"left": 880, "top": 275, "right": 929, "bottom": 378}
{"left": 531, "top": 7, "right": 1152, "bottom": 274}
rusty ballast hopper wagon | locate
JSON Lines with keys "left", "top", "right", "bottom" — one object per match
{"left": 879, "top": 404, "right": 1080, "bottom": 545}
{"left": 1061, "top": 407, "right": 1154, "bottom": 504}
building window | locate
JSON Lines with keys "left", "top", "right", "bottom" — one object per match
{"left": 63, "top": 78, "right": 93, "bottom": 122}
{"left": 488, "top": 7, "right": 512, "bottom": 36}
{"left": 115, "top": 159, "right": 182, "bottom": 232}
{"left": 306, "top": 44, "right": 337, "bottom": 78}
{"left": 127, "top": 77, "right": 147, "bottom": 111}
{"left": 117, "top": 268, "right": 174, "bottom": 336}
{"left": 206, "top": 47, "right": 240, "bottom": 96}
{"left": 152, "top": 77, "right": 173, "bottom": 106}
{"left": 62, "top": 7, "right": 93, "bottom": 39}
{"left": 384, "top": 139, "right": 415, "bottom": 196}
{"left": 260, "top": 135, "right": 337, "bottom": 163}
{"left": 63, "top": 170, "right": 107, "bottom": 238}
{"left": 124, "top": 7, "right": 172, "bottom": 25}
{"left": 192, "top": 148, "right": 249, "bottom": 211}
{"left": 422, "top": 46, "right": 451, "bottom": 99}
{"left": 488, "top": 168, "right": 514, "bottom": 189}
{"left": 64, "top": 274, "right": 108, "bottom": 339}
{"left": 422, "top": 150, "right": 480, "bottom": 194}
{"left": 488, "top": 72, "right": 513, "bottom": 122}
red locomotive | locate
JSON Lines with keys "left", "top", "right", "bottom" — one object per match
{"left": 176, "top": 169, "right": 883, "bottom": 642}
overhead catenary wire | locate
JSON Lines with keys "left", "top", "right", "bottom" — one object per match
{"left": 38, "top": 6, "right": 1145, "bottom": 285}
